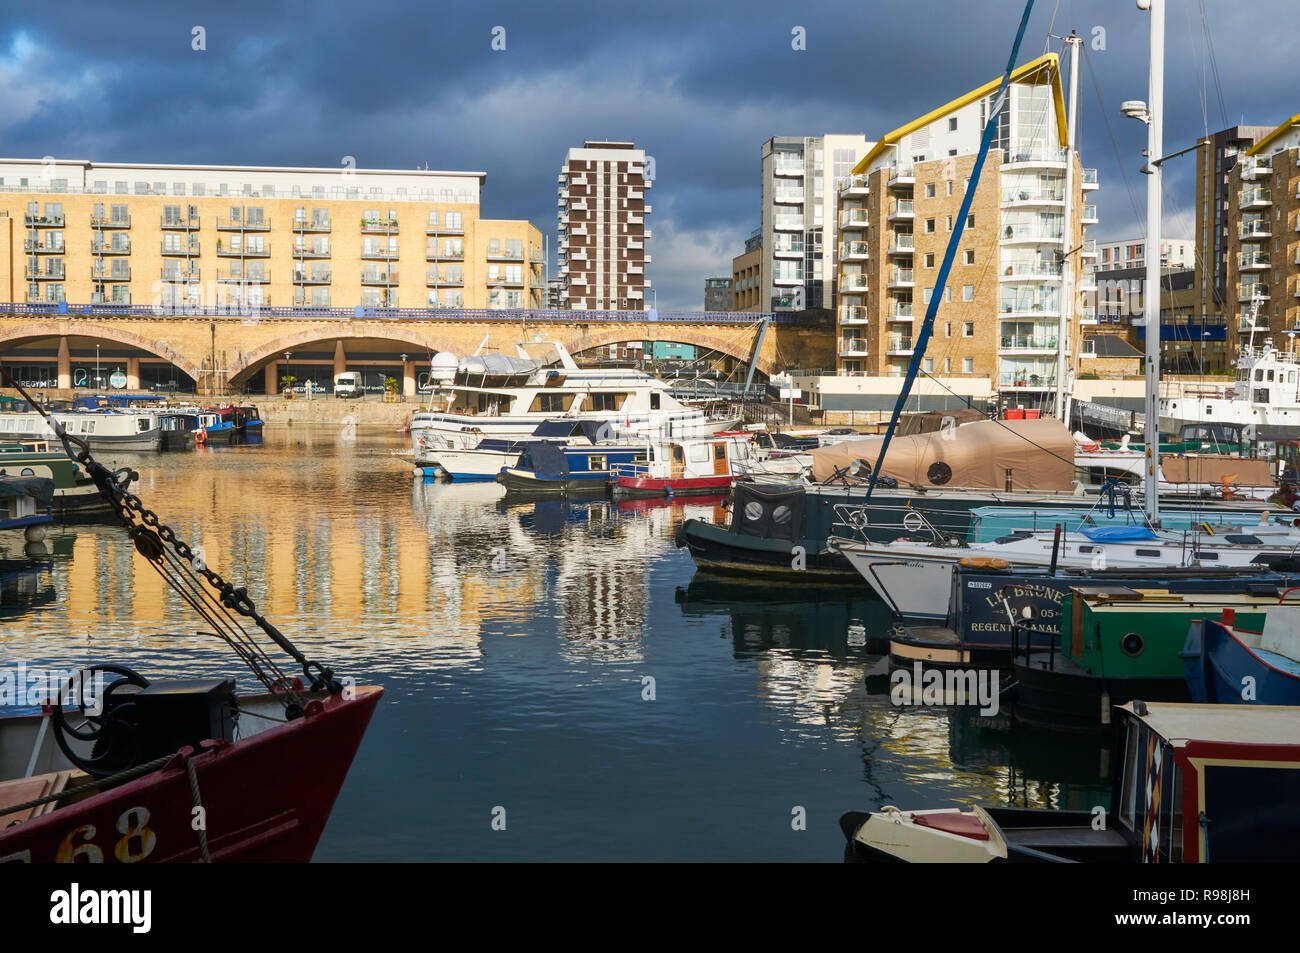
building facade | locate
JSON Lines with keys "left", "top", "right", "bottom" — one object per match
{"left": 1219, "top": 115, "right": 1300, "bottom": 352}
{"left": 703, "top": 277, "right": 732, "bottom": 311}
{"left": 731, "top": 231, "right": 761, "bottom": 311}
{"left": 1193, "top": 125, "right": 1272, "bottom": 332}
{"left": 1097, "top": 237, "right": 1194, "bottom": 271}
{"left": 760, "top": 135, "right": 872, "bottom": 313}
{"left": 2, "top": 158, "right": 544, "bottom": 314}
{"left": 556, "top": 141, "right": 650, "bottom": 311}
{"left": 834, "top": 53, "right": 1097, "bottom": 412}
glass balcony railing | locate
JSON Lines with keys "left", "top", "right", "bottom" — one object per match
{"left": 1001, "top": 187, "right": 1064, "bottom": 204}
{"left": 1001, "top": 261, "right": 1063, "bottom": 279}
{"left": 887, "top": 335, "right": 913, "bottom": 351}
{"left": 1000, "top": 336, "right": 1059, "bottom": 349}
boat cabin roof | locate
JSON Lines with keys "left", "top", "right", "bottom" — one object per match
{"left": 1121, "top": 701, "right": 1300, "bottom": 748}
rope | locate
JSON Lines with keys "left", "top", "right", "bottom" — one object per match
{"left": 185, "top": 755, "right": 211, "bottom": 863}
{"left": 0, "top": 754, "right": 174, "bottom": 820}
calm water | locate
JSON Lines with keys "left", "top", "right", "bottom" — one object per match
{"left": 1, "top": 424, "right": 1110, "bottom": 861}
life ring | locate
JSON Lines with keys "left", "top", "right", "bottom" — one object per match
{"left": 195, "top": 428, "right": 207, "bottom": 445}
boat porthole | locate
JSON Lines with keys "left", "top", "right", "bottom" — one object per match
{"left": 772, "top": 505, "right": 792, "bottom": 525}
{"left": 744, "top": 501, "right": 764, "bottom": 521}
{"left": 927, "top": 461, "right": 953, "bottom": 485}
{"left": 21, "top": 468, "right": 34, "bottom": 476}
{"left": 1121, "top": 632, "right": 1144, "bottom": 657}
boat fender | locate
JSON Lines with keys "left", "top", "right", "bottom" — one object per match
{"left": 958, "top": 557, "right": 1011, "bottom": 570}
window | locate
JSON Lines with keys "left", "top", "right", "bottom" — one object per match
{"left": 689, "top": 444, "right": 710, "bottom": 463}
{"left": 963, "top": 285, "right": 974, "bottom": 301}
{"left": 944, "top": 288, "right": 952, "bottom": 302}
{"left": 589, "top": 393, "right": 623, "bottom": 411}
{"left": 945, "top": 322, "right": 952, "bottom": 337}
{"left": 946, "top": 215, "right": 954, "bottom": 231}
{"left": 948, "top": 117, "right": 958, "bottom": 132}
{"left": 965, "top": 249, "right": 975, "bottom": 265}
{"left": 948, "top": 149, "right": 958, "bottom": 157}
{"left": 923, "top": 289, "right": 932, "bottom": 304}
{"left": 947, "top": 181, "right": 954, "bottom": 196}
{"left": 967, "top": 214, "right": 975, "bottom": 228}
{"left": 963, "top": 357, "right": 973, "bottom": 373}
{"left": 925, "top": 253, "right": 935, "bottom": 268}
{"left": 963, "top": 322, "right": 974, "bottom": 337}
{"left": 925, "top": 218, "right": 936, "bottom": 233}
{"left": 925, "top": 183, "right": 936, "bottom": 198}
{"left": 923, "top": 358, "right": 934, "bottom": 372}
{"left": 488, "top": 238, "right": 500, "bottom": 255}
{"left": 945, "top": 358, "right": 952, "bottom": 373}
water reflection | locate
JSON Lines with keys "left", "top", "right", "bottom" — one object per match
{"left": 0, "top": 424, "right": 1110, "bottom": 860}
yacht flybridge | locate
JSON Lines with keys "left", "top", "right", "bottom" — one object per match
{"left": 409, "top": 343, "right": 736, "bottom": 479}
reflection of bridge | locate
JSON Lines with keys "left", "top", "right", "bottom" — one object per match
{"left": 0, "top": 303, "right": 833, "bottom": 395}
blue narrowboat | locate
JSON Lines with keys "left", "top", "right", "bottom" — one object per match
{"left": 1182, "top": 604, "right": 1300, "bottom": 705}
{"left": 498, "top": 441, "right": 647, "bottom": 496}
{"left": 194, "top": 410, "right": 238, "bottom": 445}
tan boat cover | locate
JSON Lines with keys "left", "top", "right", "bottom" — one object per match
{"left": 1160, "top": 454, "right": 1273, "bottom": 487}
{"left": 809, "top": 417, "right": 1076, "bottom": 490}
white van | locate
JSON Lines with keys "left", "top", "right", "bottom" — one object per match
{"left": 334, "top": 372, "right": 362, "bottom": 398}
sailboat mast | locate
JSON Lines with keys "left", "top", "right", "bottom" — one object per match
{"left": 1141, "top": 0, "right": 1165, "bottom": 526}
{"left": 1056, "top": 32, "right": 1082, "bottom": 424}
{"left": 861, "top": 0, "right": 1037, "bottom": 504}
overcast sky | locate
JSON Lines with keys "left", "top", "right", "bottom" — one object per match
{"left": 2, "top": 0, "right": 1295, "bottom": 310}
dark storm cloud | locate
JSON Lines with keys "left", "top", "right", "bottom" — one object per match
{"left": 1, "top": 0, "right": 1295, "bottom": 309}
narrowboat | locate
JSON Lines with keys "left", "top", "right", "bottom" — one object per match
{"left": 0, "top": 476, "right": 54, "bottom": 542}
{"left": 840, "top": 701, "right": 1300, "bottom": 862}
{"left": 416, "top": 419, "right": 611, "bottom": 480}
{"left": 0, "top": 440, "right": 118, "bottom": 519}
{"left": 194, "top": 409, "right": 238, "bottom": 446}
{"left": 234, "top": 404, "right": 263, "bottom": 437}
{"left": 158, "top": 413, "right": 198, "bottom": 450}
{"left": 1182, "top": 602, "right": 1300, "bottom": 705}
{"left": 610, "top": 434, "right": 746, "bottom": 498}
{"left": 497, "top": 440, "right": 647, "bottom": 496}
{"left": 0, "top": 410, "right": 163, "bottom": 452}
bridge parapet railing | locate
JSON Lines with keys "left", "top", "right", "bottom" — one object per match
{"left": 0, "top": 302, "right": 809, "bottom": 325}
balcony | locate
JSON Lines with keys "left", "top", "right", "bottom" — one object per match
{"left": 1238, "top": 314, "right": 1268, "bottom": 331}
{"left": 772, "top": 159, "right": 805, "bottom": 177}
{"left": 840, "top": 241, "right": 869, "bottom": 261}
{"left": 218, "top": 269, "right": 270, "bottom": 284}
{"left": 886, "top": 335, "right": 914, "bottom": 355}
{"left": 160, "top": 215, "right": 199, "bottom": 230}
{"left": 1240, "top": 252, "right": 1271, "bottom": 271}
{"left": 570, "top": 225, "right": 588, "bottom": 237}
{"left": 840, "top": 273, "right": 869, "bottom": 292}
{"left": 361, "top": 271, "right": 399, "bottom": 286}
{"left": 23, "top": 239, "right": 64, "bottom": 253}
{"left": 839, "top": 338, "right": 869, "bottom": 357}
{"left": 1003, "top": 147, "right": 1068, "bottom": 168}
{"left": 1001, "top": 187, "right": 1064, "bottom": 206}
{"left": 23, "top": 213, "right": 64, "bottom": 227}
{"left": 889, "top": 304, "right": 914, "bottom": 321}
{"left": 1240, "top": 219, "right": 1272, "bottom": 240}
{"left": 838, "top": 174, "right": 870, "bottom": 196}
{"left": 161, "top": 242, "right": 200, "bottom": 256}
{"left": 840, "top": 306, "right": 869, "bottom": 324}
{"left": 774, "top": 243, "right": 804, "bottom": 259}
{"left": 627, "top": 238, "right": 643, "bottom": 250}
{"left": 294, "top": 270, "right": 332, "bottom": 284}
{"left": 627, "top": 214, "right": 644, "bottom": 224}
{"left": 888, "top": 233, "right": 915, "bottom": 256}
{"left": 487, "top": 248, "right": 525, "bottom": 261}
{"left": 90, "top": 265, "right": 131, "bottom": 281}
{"left": 838, "top": 208, "right": 870, "bottom": 230}
{"left": 90, "top": 239, "right": 132, "bottom": 255}
{"left": 774, "top": 216, "right": 805, "bottom": 231}
{"left": 361, "top": 218, "right": 399, "bottom": 233}
{"left": 426, "top": 271, "right": 464, "bottom": 287}
{"left": 25, "top": 292, "right": 64, "bottom": 304}
{"left": 887, "top": 267, "right": 914, "bottom": 289}
{"left": 1000, "top": 335, "right": 1059, "bottom": 352}
{"left": 1081, "top": 168, "right": 1099, "bottom": 191}
{"left": 160, "top": 267, "right": 200, "bottom": 282}
{"left": 293, "top": 244, "right": 330, "bottom": 258}
{"left": 1000, "top": 300, "right": 1060, "bottom": 318}
{"left": 1001, "top": 224, "right": 1064, "bottom": 244}
{"left": 361, "top": 248, "right": 400, "bottom": 260}
{"left": 90, "top": 293, "right": 131, "bottom": 305}
{"left": 91, "top": 214, "right": 131, "bottom": 228}
{"left": 1240, "top": 156, "right": 1271, "bottom": 181}
{"left": 216, "top": 243, "right": 270, "bottom": 258}
{"left": 426, "top": 222, "right": 464, "bottom": 236}
{"left": 773, "top": 188, "right": 804, "bottom": 205}
{"left": 887, "top": 166, "right": 915, "bottom": 188}
{"left": 571, "top": 200, "right": 589, "bottom": 212}
{"left": 426, "top": 247, "right": 465, "bottom": 261}
{"left": 772, "top": 272, "right": 804, "bottom": 287}
{"left": 1240, "top": 283, "right": 1270, "bottom": 302}
{"left": 1080, "top": 204, "right": 1098, "bottom": 224}
{"left": 888, "top": 200, "right": 914, "bottom": 221}
{"left": 217, "top": 217, "right": 271, "bottom": 231}
{"left": 999, "top": 372, "right": 1057, "bottom": 389}
{"left": 1000, "top": 261, "right": 1062, "bottom": 280}
{"left": 1241, "top": 188, "right": 1272, "bottom": 209}
{"left": 1081, "top": 239, "right": 1097, "bottom": 258}
{"left": 293, "top": 218, "right": 331, "bottom": 233}
{"left": 25, "top": 264, "right": 65, "bottom": 280}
